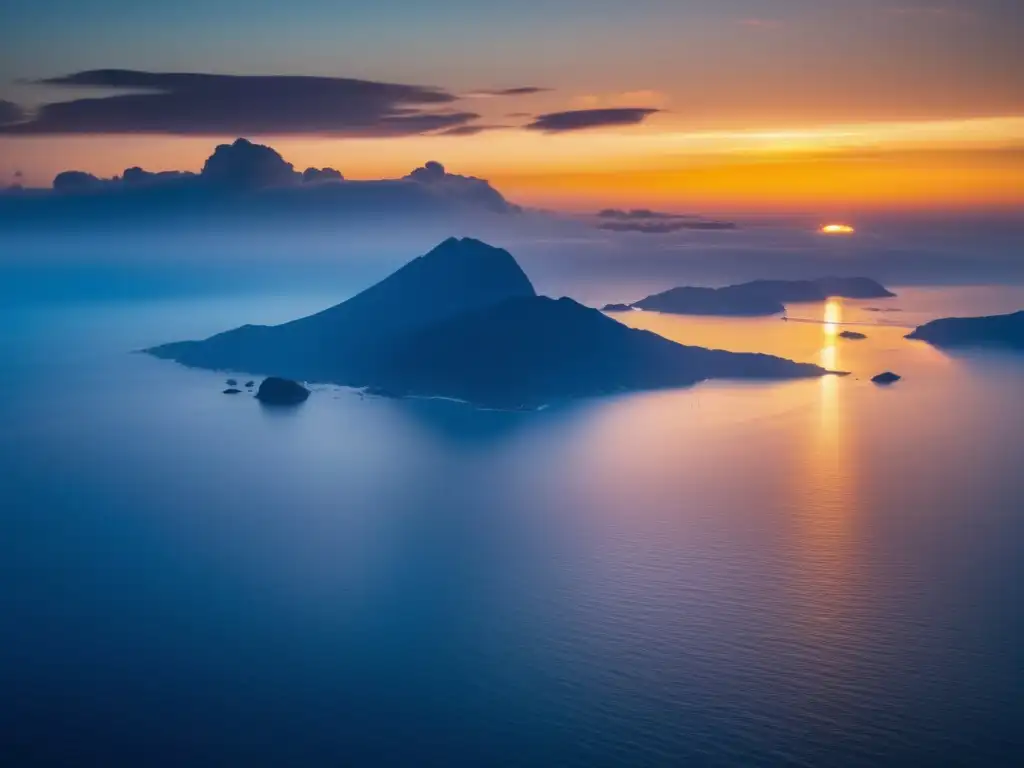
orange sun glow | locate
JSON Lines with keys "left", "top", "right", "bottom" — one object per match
{"left": 821, "top": 224, "right": 855, "bottom": 235}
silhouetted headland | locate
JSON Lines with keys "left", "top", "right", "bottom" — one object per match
{"left": 621, "top": 277, "right": 895, "bottom": 316}
{"left": 255, "top": 377, "right": 310, "bottom": 405}
{"left": 907, "top": 311, "right": 1024, "bottom": 350}
{"left": 146, "top": 237, "right": 831, "bottom": 408}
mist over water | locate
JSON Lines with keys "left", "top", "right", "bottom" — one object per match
{"left": 2, "top": 231, "right": 1023, "bottom": 764}
{"left": 3, "top": 210, "right": 1024, "bottom": 308}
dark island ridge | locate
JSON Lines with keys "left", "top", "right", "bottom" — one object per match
{"left": 146, "top": 237, "right": 834, "bottom": 408}
{"left": 907, "top": 310, "right": 1024, "bottom": 350}
{"left": 604, "top": 277, "right": 896, "bottom": 316}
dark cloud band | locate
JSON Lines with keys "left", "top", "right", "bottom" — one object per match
{"left": 525, "top": 108, "right": 659, "bottom": 132}
{"left": 0, "top": 70, "right": 480, "bottom": 137}
{"left": 596, "top": 208, "right": 736, "bottom": 233}
{"left": 0, "top": 100, "right": 24, "bottom": 125}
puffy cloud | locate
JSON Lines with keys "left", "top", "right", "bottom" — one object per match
{"left": 0, "top": 70, "right": 480, "bottom": 137}
{"left": 524, "top": 108, "right": 659, "bottom": 132}
{"left": 403, "top": 161, "right": 516, "bottom": 213}
{"left": 201, "top": 138, "right": 298, "bottom": 188}
{"left": 302, "top": 167, "right": 344, "bottom": 183}
{"left": 52, "top": 171, "right": 103, "bottom": 192}
{"left": 122, "top": 167, "right": 193, "bottom": 185}
{"left": 406, "top": 160, "right": 448, "bottom": 183}
{"left": 1, "top": 138, "right": 518, "bottom": 227}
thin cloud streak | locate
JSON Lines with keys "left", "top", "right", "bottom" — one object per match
{"left": 524, "top": 108, "right": 660, "bottom": 133}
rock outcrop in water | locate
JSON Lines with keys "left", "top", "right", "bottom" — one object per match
{"left": 622, "top": 277, "right": 896, "bottom": 317}
{"left": 146, "top": 237, "right": 832, "bottom": 408}
{"left": 255, "top": 377, "right": 310, "bottom": 405}
{"left": 839, "top": 330, "right": 867, "bottom": 340}
{"left": 872, "top": 372, "right": 901, "bottom": 385}
{"left": 906, "top": 311, "right": 1024, "bottom": 350}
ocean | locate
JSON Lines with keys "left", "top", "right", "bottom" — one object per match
{"left": 2, "top": 280, "right": 1023, "bottom": 766}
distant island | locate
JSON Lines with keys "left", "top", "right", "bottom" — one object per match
{"left": 907, "top": 311, "right": 1024, "bottom": 350}
{"left": 146, "top": 237, "right": 833, "bottom": 408}
{"left": 604, "top": 277, "right": 896, "bottom": 316}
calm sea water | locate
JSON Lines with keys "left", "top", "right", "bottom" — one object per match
{"left": 2, "top": 284, "right": 1023, "bottom": 766}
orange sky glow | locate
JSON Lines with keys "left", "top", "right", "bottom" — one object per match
{"left": 6, "top": 114, "right": 1020, "bottom": 213}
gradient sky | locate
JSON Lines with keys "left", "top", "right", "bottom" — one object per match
{"left": 2, "top": 0, "right": 1022, "bottom": 211}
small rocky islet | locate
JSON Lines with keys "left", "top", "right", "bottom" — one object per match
{"left": 254, "top": 377, "right": 311, "bottom": 405}
{"left": 872, "top": 372, "right": 902, "bottom": 385}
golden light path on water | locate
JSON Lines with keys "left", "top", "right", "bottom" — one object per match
{"left": 795, "top": 296, "right": 858, "bottom": 637}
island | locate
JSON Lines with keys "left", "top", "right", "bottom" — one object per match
{"left": 255, "top": 377, "right": 310, "bottom": 405}
{"left": 906, "top": 311, "right": 1024, "bottom": 350}
{"left": 839, "top": 330, "right": 867, "bottom": 340}
{"left": 872, "top": 372, "right": 901, "bottom": 385}
{"left": 146, "top": 237, "right": 835, "bottom": 408}
{"left": 601, "top": 303, "right": 634, "bottom": 312}
{"left": 616, "top": 277, "right": 895, "bottom": 317}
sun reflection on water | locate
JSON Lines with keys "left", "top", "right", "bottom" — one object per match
{"left": 819, "top": 298, "right": 841, "bottom": 438}
{"left": 794, "top": 297, "right": 859, "bottom": 631}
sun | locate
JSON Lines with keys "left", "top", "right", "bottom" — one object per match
{"left": 821, "top": 223, "right": 855, "bottom": 235}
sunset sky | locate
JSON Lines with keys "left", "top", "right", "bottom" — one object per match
{"left": 2, "top": 0, "right": 1021, "bottom": 211}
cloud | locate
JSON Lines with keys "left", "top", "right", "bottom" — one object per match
{"left": 598, "top": 208, "right": 698, "bottom": 221}
{"left": 434, "top": 124, "right": 510, "bottom": 137}
{"left": 598, "top": 220, "right": 737, "bottom": 233}
{"left": 595, "top": 209, "right": 736, "bottom": 233}
{"left": 0, "top": 138, "right": 519, "bottom": 227}
{"left": 302, "top": 167, "right": 344, "bottom": 183}
{"left": 0, "top": 70, "right": 482, "bottom": 137}
{"left": 524, "top": 108, "right": 660, "bottom": 133}
{"left": 0, "top": 100, "right": 25, "bottom": 125}
{"left": 53, "top": 170, "right": 104, "bottom": 192}
{"left": 202, "top": 137, "right": 299, "bottom": 187}
{"left": 402, "top": 161, "right": 514, "bottom": 212}
{"left": 463, "top": 87, "right": 549, "bottom": 98}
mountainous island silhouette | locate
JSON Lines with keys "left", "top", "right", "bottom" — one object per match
{"left": 907, "top": 310, "right": 1024, "bottom": 350}
{"left": 604, "top": 277, "right": 896, "bottom": 316}
{"left": 147, "top": 237, "right": 831, "bottom": 408}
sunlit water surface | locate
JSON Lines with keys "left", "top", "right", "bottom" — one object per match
{"left": 2, "top": 285, "right": 1023, "bottom": 766}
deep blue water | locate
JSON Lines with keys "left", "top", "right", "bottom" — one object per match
{"left": 2, "top": 287, "right": 1024, "bottom": 766}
